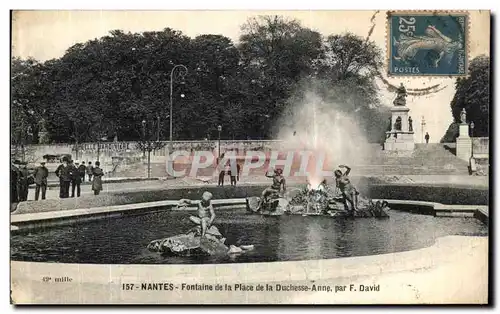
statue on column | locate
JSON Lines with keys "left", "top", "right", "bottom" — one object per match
{"left": 408, "top": 116, "right": 413, "bottom": 132}
{"left": 393, "top": 83, "right": 407, "bottom": 106}
{"left": 460, "top": 108, "right": 467, "bottom": 124}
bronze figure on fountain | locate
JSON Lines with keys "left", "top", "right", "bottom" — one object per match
{"left": 334, "top": 165, "right": 359, "bottom": 213}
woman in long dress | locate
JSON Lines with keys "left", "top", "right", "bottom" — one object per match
{"left": 92, "top": 161, "right": 104, "bottom": 195}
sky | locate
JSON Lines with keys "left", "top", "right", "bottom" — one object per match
{"left": 11, "top": 10, "right": 491, "bottom": 142}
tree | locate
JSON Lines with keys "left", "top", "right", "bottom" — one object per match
{"left": 238, "top": 15, "right": 324, "bottom": 138}
{"left": 11, "top": 57, "right": 52, "bottom": 146}
{"left": 11, "top": 17, "right": 391, "bottom": 143}
{"left": 135, "top": 119, "right": 167, "bottom": 178}
{"left": 319, "top": 32, "right": 382, "bottom": 81}
{"left": 442, "top": 55, "right": 490, "bottom": 142}
{"left": 451, "top": 55, "right": 489, "bottom": 136}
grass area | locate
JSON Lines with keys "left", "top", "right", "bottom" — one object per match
{"left": 13, "top": 184, "right": 269, "bottom": 214}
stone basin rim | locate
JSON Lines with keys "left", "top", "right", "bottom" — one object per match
{"left": 10, "top": 235, "right": 486, "bottom": 285}
{"left": 10, "top": 197, "right": 488, "bottom": 227}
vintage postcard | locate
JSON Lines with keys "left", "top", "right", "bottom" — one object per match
{"left": 10, "top": 10, "right": 490, "bottom": 304}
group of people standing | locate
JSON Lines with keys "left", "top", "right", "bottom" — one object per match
{"left": 10, "top": 160, "right": 31, "bottom": 203}
{"left": 10, "top": 157, "right": 105, "bottom": 204}
{"left": 218, "top": 163, "right": 241, "bottom": 187}
{"left": 55, "top": 157, "right": 104, "bottom": 198}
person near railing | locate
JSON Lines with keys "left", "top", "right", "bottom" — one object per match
{"left": 70, "top": 160, "right": 82, "bottom": 198}
{"left": 33, "top": 161, "right": 48, "bottom": 200}
{"left": 87, "top": 161, "right": 94, "bottom": 182}
{"left": 55, "top": 157, "right": 71, "bottom": 198}
{"left": 78, "top": 162, "right": 87, "bottom": 182}
{"left": 92, "top": 161, "right": 104, "bottom": 195}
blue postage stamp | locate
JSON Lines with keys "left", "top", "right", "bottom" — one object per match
{"left": 387, "top": 11, "right": 468, "bottom": 76}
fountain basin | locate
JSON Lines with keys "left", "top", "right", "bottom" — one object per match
{"left": 10, "top": 205, "right": 487, "bottom": 265}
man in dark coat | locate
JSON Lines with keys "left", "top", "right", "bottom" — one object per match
{"left": 17, "top": 162, "right": 30, "bottom": 201}
{"left": 92, "top": 161, "right": 104, "bottom": 195}
{"left": 33, "top": 161, "right": 49, "bottom": 200}
{"left": 87, "top": 161, "right": 94, "bottom": 182}
{"left": 10, "top": 160, "right": 20, "bottom": 204}
{"left": 236, "top": 163, "right": 241, "bottom": 181}
{"left": 78, "top": 161, "right": 87, "bottom": 182}
{"left": 55, "top": 157, "right": 72, "bottom": 198}
{"left": 70, "top": 160, "right": 82, "bottom": 197}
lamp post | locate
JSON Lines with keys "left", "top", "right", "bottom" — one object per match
{"left": 156, "top": 115, "right": 160, "bottom": 142}
{"left": 142, "top": 119, "right": 146, "bottom": 158}
{"left": 421, "top": 116, "right": 426, "bottom": 143}
{"left": 169, "top": 64, "right": 188, "bottom": 150}
{"left": 141, "top": 119, "right": 154, "bottom": 178}
{"left": 217, "top": 125, "right": 222, "bottom": 162}
{"left": 470, "top": 121, "right": 475, "bottom": 158}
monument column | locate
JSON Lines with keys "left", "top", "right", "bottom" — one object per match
{"left": 456, "top": 108, "right": 472, "bottom": 161}
{"left": 384, "top": 83, "right": 415, "bottom": 151}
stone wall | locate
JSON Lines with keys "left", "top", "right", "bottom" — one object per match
{"left": 16, "top": 140, "right": 286, "bottom": 163}
{"left": 472, "top": 137, "right": 489, "bottom": 156}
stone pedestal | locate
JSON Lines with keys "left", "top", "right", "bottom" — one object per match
{"left": 384, "top": 106, "right": 415, "bottom": 151}
{"left": 456, "top": 123, "right": 472, "bottom": 161}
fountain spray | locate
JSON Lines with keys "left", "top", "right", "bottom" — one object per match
{"left": 277, "top": 90, "right": 370, "bottom": 190}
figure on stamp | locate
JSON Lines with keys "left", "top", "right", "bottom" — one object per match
{"left": 393, "top": 83, "right": 407, "bottom": 106}
{"left": 408, "top": 116, "right": 413, "bottom": 132}
{"left": 394, "top": 25, "right": 463, "bottom": 68}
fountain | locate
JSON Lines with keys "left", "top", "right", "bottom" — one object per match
{"left": 246, "top": 181, "right": 390, "bottom": 218}
{"left": 152, "top": 91, "right": 389, "bottom": 257}
{"left": 245, "top": 91, "right": 390, "bottom": 218}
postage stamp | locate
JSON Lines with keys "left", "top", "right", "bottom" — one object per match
{"left": 387, "top": 11, "right": 469, "bottom": 76}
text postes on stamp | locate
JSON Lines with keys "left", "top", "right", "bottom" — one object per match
{"left": 387, "top": 11, "right": 468, "bottom": 76}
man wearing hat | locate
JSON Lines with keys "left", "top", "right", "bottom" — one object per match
{"left": 33, "top": 161, "right": 49, "bottom": 200}
{"left": 77, "top": 161, "right": 87, "bottom": 182}
{"left": 10, "top": 159, "right": 21, "bottom": 204}
{"left": 70, "top": 160, "right": 82, "bottom": 198}
{"left": 55, "top": 156, "right": 72, "bottom": 198}
{"left": 17, "top": 161, "right": 30, "bottom": 202}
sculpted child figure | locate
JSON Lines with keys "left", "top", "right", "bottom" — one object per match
{"left": 178, "top": 191, "right": 216, "bottom": 240}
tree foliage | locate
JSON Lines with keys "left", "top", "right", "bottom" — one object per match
{"left": 12, "top": 16, "right": 391, "bottom": 144}
{"left": 442, "top": 55, "right": 490, "bottom": 142}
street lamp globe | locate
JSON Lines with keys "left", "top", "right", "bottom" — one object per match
{"left": 471, "top": 121, "right": 475, "bottom": 129}
{"left": 180, "top": 94, "right": 185, "bottom": 98}
{"left": 142, "top": 120, "right": 146, "bottom": 126}
{"left": 217, "top": 125, "right": 222, "bottom": 132}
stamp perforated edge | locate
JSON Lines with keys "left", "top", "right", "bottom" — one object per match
{"left": 385, "top": 10, "right": 471, "bottom": 78}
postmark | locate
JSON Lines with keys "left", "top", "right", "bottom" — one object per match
{"left": 387, "top": 11, "right": 469, "bottom": 76}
